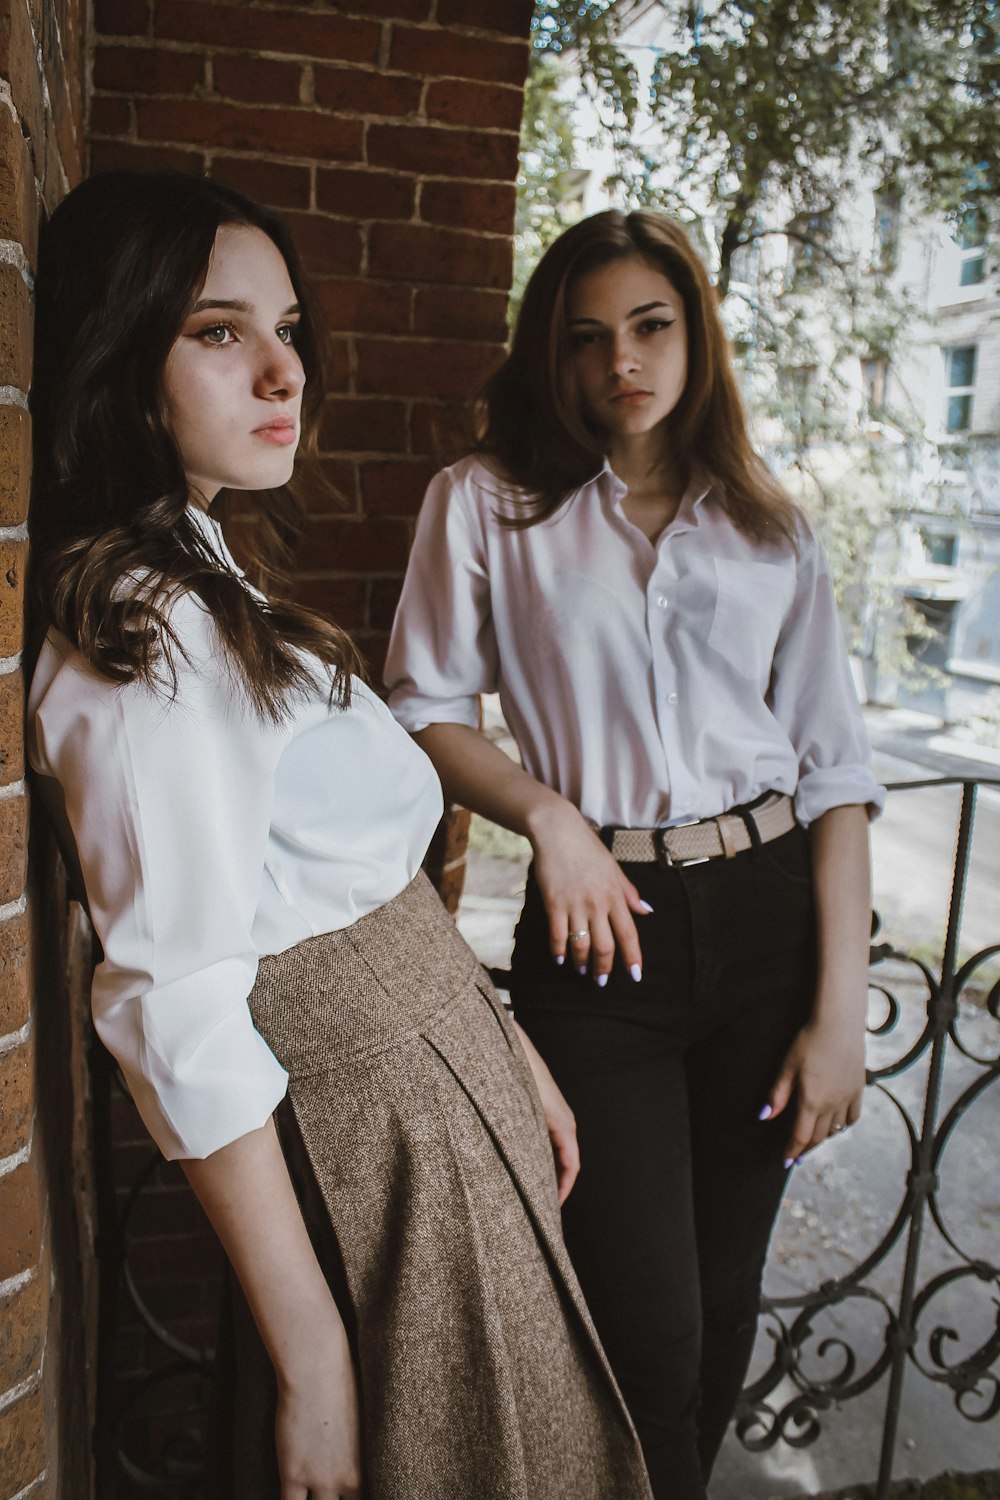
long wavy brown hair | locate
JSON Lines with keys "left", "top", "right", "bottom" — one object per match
{"left": 477, "top": 209, "right": 797, "bottom": 543}
{"left": 30, "top": 170, "right": 362, "bottom": 721}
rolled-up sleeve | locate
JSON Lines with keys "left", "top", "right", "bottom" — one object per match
{"left": 769, "top": 524, "right": 885, "bottom": 826}
{"left": 31, "top": 599, "right": 290, "bottom": 1160}
{"left": 385, "top": 466, "right": 499, "bottom": 732}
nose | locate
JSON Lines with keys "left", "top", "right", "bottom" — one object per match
{"left": 610, "top": 332, "right": 639, "bottom": 378}
{"left": 254, "top": 335, "right": 305, "bottom": 400}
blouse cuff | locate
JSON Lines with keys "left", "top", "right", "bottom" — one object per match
{"left": 388, "top": 690, "right": 481, "bottom": 736}
{"left": 793, "top": 766, "right": 886, "bottom": 828}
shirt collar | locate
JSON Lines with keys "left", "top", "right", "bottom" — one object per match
{"left": 596, "top": 459, "right": 714, "bottom": 534}
{"left": 186, "top": 503, "right": 246, "bottom": 579}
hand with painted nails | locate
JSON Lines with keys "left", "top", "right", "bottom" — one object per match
{"left": 512, "top": 1018, "right": 581, "bottom": 1202}
{"left": 762, "top": 1009, "right": 866, "bottom": 1167}
{"left": 525, "top": 797, "right": 653, "bottom": 985}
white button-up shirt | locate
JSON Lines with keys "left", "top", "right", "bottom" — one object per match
{"left": 386, "top": 456, "right": 884, "bottom": 831}
{"left": 28, "top": 507, "right": 443, "bottom": 1160}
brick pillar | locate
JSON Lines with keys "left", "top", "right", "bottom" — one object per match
{"left": 1, "top": 3, "right": 96, "bottom": 1496}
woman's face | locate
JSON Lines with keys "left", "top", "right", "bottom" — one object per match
{"left": 163, "top": 224, "right": 305, "bottom": 506}
{"left": 564, "top": 255, "right": 688, "bottom": 444}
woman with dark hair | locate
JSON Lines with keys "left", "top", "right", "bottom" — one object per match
{"left": 27, "top": 173, "right": 654, "bottom": 1500}
{"left": 386, "top": 209, "right": 883, "bottom": 1498}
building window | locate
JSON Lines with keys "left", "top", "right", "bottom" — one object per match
{"left": 944, "top": 345, "right": 976, "bottom": 432}
{"left": 919, "top": 529, "right": 957, "bottom": 567}
{"left": 955, "top": 207, "right": 987, "bottom": 286}
{"left": 785, "top": 211, "right": 831, "bottom": 289}
{"left": 861, "top": 356, "right": 889, "bottom": 415}
{"left": 872, "top": 191, "right": 901, "bottom": 272}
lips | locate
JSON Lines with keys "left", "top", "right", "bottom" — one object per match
{"left": 610, "top": 389, "right": 652, "bottom": 404}
{"left": 253, "top": 418, "right": 298, "bottom": 446}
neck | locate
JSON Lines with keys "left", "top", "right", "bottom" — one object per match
{"left": 607, "top": 433, "right": 682, "bottom": 498}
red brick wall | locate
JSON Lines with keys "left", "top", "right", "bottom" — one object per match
{"left": 1, "top": 4, "right": 96, "bottom": 1497}
{"left": 3, "top": 3, "right": 533, "bottom": 1490}
{"left": 89, "top": 0, "right": 533, "bottom": 676}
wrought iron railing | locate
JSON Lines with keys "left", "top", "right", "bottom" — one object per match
{"left": 91, "top": 777, "right": 1000, "bottom": 1495}
{"left": 735, "top": 777, "right": 1000, "bottom": 1495}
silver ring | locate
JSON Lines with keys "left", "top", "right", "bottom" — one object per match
{"left": 567, "top": 929, "right": 590, "bottom": 942}
{"left": 831, "top": 1123, "right": 845, "bottom": 1134}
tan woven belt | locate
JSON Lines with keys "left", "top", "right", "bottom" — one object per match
{"left": 606, "top": 793, "right": 796, "bottom": 866}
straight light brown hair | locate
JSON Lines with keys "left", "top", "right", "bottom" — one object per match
{"left": 477, "top": 209, "right": 798, "bottom": 544}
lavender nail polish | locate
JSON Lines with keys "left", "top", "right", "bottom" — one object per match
{"left": 629, "top": 963, "right": 642, "bottom": 983}
{"left": 783, "top": 1158, "right": 795, "bottom": 1169}
{"left": 554, "top": 954, "right": 564, "bottom": 966}
{"left": 758, "top": 1104, "right": 772, "bottom": 1121}
{"left": 638, "top": 900, "right": 654, "bottom": 914}
{"left": 577, "top": 965, "right": 588, "bottom": 976}
{"left": 596, "top": 973, "right": 609, "bottom": 988}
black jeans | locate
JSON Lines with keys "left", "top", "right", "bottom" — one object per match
{"left": 510, "top": 823, "right": 818, "bottom": 1500}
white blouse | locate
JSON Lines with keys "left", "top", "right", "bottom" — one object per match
{"left": 27, "top": 507, "right": 443, "bottom": 1161}
{"left": 385, "top": 456, "right": 884, "bottom": 830}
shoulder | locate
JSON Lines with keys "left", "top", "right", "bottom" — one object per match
{"left": 422, "top": 453, "right": 531, "bottom": 533}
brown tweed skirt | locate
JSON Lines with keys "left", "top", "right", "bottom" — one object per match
{"left": 221, "top": 870, "right": 652, "bottom": 1500}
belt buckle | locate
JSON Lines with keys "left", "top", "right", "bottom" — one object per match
{"left": 653, "top": 820, "right": 705, "bottom": 870}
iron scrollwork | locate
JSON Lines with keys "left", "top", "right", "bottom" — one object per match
{"left": 735, "top": 777, "right": 1000, "bottom": 1496}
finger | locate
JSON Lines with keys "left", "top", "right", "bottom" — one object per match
{"left": 566, "top": 916, "right": 592, "bottom": 975}
{"left": 546, "top": 906, "right": 570, "bottom": 966}
{"left": 623, "top": 877, "right": 654, "bottom": 919}
{"left": 553, "top": 1125, "right": 581, "bottom": 1203}
{"left": 784, "top": 1103, "right": 820, "bottom": 1166}
{"left": 766, "top": 1065, "right": 795, "bottom": 1122}
{"left": 609, "top": 899, "right": 643, "bottom": 981}
{"left": 587, "top": 913, "right": 616, "bottom": 983}
{"left": 847, "top": 1095, "right": 863, "bottom": 1126}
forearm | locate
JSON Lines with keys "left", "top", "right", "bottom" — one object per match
{"left": 808, "top": 803, "right": 872, "bottom": 1024}
{"left": 181, "top": 1119, "right": 346, "bottom": 1384}
{"left": 414, "top": 721, "right": 582, "bottom": 845}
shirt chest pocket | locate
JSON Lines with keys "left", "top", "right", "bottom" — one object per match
{"left": 707, "top": 557, "right": 794, "bottom": 684}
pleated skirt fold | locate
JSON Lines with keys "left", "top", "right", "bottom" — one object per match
{"left": 224, "top": 870, "right": 652, "bottom": 1500}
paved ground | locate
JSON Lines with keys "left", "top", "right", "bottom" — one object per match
{"left": 455, "top": 704, "right": 1000, "bottom": 1499}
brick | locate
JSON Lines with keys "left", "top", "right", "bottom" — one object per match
{"left": 281, "top": 212, "right": 363, "bottom": 277}
{"left": 0, "top": 793, "right": 27, "bottom": 906}
{"left": 420, "top": 178, "right": 516, "bottom": 235}
{"left": 425, "top": 78, "right": 524, "bottom": 131}
{"left": 0, "top": 1036, "right": 32, "bottom": 1160}
{"left": 0, "top": 268, "right": 31, "bottom": 390}
{"left": 316, "top": 166, "right": 414, "bottom": 222}
{"left": 360, "top": 458, "right": 436, "bottom": 517}
{"left": 0, "top": 668, "right": 24, "bottom": 786}
{"left": 318, "top": 277, "right": 412, "bottom": 335}
{"left": 0, "top": 1274, "right": 44, "bottom": 1393}
{"left": 320, "top": 397, "right": 408, "bottom": 454}
{"left": 296, "top": 518, "right": 411, "bottom": 573}
{"left": 292, "top": 577, "right": 367, "bottom": 628}
{"left": 369, "top": 576, "right": 404, "bottom": 630}
{"left": 155, "top": 3, "right": 380, "bottom": 62}
{"left": 358, "top": 336, "right": 501, "bottom": 399}
{"left": 0, "top": 1388, "right": 45, "bottom": 1496}
{"left": 0, "top": 109, "right": 38, "bottom": 272}
{"left": 369, "top": 222, "right": 511, "bottom": 288}
{"left": 0, "top": 540, "right": 26, "bottom": 658}
{"left": 0, "top": 912, "right": 31, "bottom": 1037}
{"left": 89, "top": 138, "right": 203, "bottom": 175}
{"left": 347, "top": 0, "right": 430, "bottom": 16}
{"left": 390, "top": 26, "right": 528, "bottom": 86}
{"left": 210, "top": 156, "right": 311, "bottom": 211}
{"left": 315, "top": 66, "right": 420, "bottom": 118}
{"left": 410, "top": 399, "right": 474, "bottom": 457}
{"left": 367, "top": 122, "right": 519, "bottom": 182}
{"left": 89, "top": 94, "right": 132, "bottom": 136}
{"left": 313, "top": 458, "right": 359, "bottom": 511}
{"left": 136, "top": 99, "right": 363, "bottom": 161}
{"left": 213, "top": 54, "right": 303, "bottom": 108}
{"left": 0, "top": 405, "right": 30, "bottom": 526}
{"left": 92, "top": 44, "right": 203, "bottom": 94}
{"left": 0, "top": 1154, "right": 41, "bottom": 1280}
{"left": 413, "top": 285, "right": 509, "bottom": 341}
{"left": 437, "top": 0, "right": 534, "bottom": 35}
{"left": 93, "top": 0, "right": 149, "bottom": 35}
{"left": 0, "top": 0, "right": 43, "bottom": 158}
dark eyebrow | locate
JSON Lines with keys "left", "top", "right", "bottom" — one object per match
{"left": 189, "top": 298, "right": 302, "bottom": 316}
{"left": 567, "top": 299, "right": 675, "bottom": 326}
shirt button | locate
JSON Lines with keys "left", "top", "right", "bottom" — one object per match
{"left": 656, "top": 594, "right": 669, "bottom": 608}
{"left": 667, "top": 692, "right": 679, "bottom": 704}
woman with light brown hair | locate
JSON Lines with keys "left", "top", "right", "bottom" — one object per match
{"left": 387, "top": 208, "right": 883, "bottom": 1498}
{"left": 27, "top": 173, "right": 655, "bottom": 1500}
